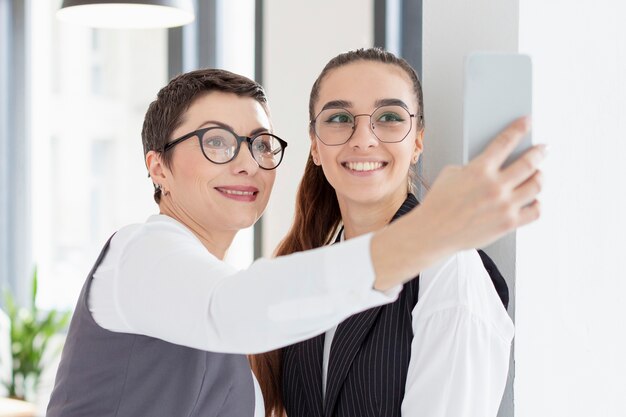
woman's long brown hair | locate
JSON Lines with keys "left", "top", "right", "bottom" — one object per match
{"left": 249, "top": 47, "right": 424, "bottom": 417}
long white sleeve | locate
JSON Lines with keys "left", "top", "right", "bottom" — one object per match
{"left": 401, "top": 251, "right": 514, "bottom": 417}
{"left": 90, "top": 215, "right": 399, "bottom": 354}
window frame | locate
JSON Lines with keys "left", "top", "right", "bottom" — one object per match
{"left": 0, "top": 0, "right": 32, "bottom": 307}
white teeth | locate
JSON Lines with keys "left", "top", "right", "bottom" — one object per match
{"left": 345, "top": 161, "right": 384, "bottom": 172}
{"left": 220, "top": 189, "right": 255, "bottom": 196}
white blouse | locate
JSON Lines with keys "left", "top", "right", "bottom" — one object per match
{"left": 89, "top": 214, "right": 400, "bottom": 417}
{"left": 322, "top": 248, "right": 515, "bottom": 417}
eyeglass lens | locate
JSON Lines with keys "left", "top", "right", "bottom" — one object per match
{"left": 200, "top": 128, "right": 284, "bottom": 169}
{"left": 314, "top": 105, "right": 413, "bottom": 145}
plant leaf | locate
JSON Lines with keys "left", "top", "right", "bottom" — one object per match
{"left": 31, "top": 267, "right": 38, "bottom": 310}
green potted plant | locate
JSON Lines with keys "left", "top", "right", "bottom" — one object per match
{"left": 2, "top": 267, "right": 71, "bottom": 401}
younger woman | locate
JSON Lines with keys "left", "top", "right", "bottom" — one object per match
{"left": 253, "top": 48, "right": 540, "bottom": 417}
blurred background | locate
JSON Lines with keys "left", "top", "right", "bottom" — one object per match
{"left": 0, "top": 0, "right": 624, "bottom": 416}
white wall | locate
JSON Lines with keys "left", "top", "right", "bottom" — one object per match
{"left": 516, "top": 1, "right": 626, "bottom": 416}
{"left": 423, "top": 1, "right": 626, "bottom": 416}
{"left": 261, "top": 0, "right": 373, "bottom": 255}
{"left": 421, "top": 2, "right": 520, "bottom": 415}
{"left": 421, "top": 0, "right": 520, "bottom": 174}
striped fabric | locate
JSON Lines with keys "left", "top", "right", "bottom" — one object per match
{"left": 282, "top": 194, "right": 509, "bottom": 417}
{"left": 283, "top": 195, "right": 420, "bottom": 417}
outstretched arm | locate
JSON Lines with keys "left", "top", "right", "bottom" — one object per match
{"left": 371, "top": 117, "right": 544, "bottom": 290}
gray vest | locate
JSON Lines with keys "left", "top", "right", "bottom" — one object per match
{"left": 47, "top": 236, "right": 255, "bottom": 417}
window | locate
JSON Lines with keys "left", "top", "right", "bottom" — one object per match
{"left": 29, "top": 0, "right": 259, "bottom": 311}
{"left": 30, "top": 1, "right": 168, "bottom": 310}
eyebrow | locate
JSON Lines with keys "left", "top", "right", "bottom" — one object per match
{"left": 196, "top": 120, "right": 270, "bottom": 136}
{"left": 320, "top": 98, "right": 411, "bottom": 112}
{"left": 374, "top": 98, "right": 410, "bottom": 110}
{"left": 320, "top": 100, "right": 352, "bottom": 111}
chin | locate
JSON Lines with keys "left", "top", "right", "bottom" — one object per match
{"left": 344, "top": 191, "right": 386, "bottom": 205}
{"left": 344, "top": 186, "right": 405, "bottom": 205}
{"left": 230, "top": 214, "right": 261, "bottom": 230}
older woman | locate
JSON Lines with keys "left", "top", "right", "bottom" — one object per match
{"left": 47, "top": 68, "right": 543, "bottom": 417}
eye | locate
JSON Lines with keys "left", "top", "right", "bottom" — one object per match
{"left": 252, "top": 135, "right": 283, "bottom": 158}
{"left": 325, "top": 112, "right": 354, "bottom": 124}
{"left": 253, "top": 140, "right": 271, "bottom": 154}
{"left": 377, "top": 112, "right": 404, "bottom": 123}
{"left": 203, "top": 135, "right": 230, "bottom": 149}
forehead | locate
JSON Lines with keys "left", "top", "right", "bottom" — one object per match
{"left": 315, "top": 61, "right": 417, "bottom": 111}
{"left": 174, "top": 91, "right": 271, "bottom": 137}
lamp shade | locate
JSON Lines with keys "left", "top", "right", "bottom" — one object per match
{"left": 56, "top": 0, "right": 195, "bottom": 29}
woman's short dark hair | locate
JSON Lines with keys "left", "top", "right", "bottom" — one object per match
{"left": 141, "top": 68, "right": 268, "bottom": 203}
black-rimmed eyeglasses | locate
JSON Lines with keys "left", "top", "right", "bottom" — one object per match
{"left": 163, "top": 126, "right": 288, "bottom": 170}
{"left": 311, "top": 105, "right": 422, "bottom": 146}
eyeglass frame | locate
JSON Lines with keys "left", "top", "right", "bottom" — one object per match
{"left": 162, "top": 126, "right": 288, "bottom": 170}
{"left": 310, "top": 105, "right": 424, "bottom": 146}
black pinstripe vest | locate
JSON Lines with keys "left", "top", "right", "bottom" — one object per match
{"left": 282, "top": 194, "right": 508, "bottom": 417}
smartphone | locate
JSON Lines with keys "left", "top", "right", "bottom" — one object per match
{"left": 463, "top": 52, "right": 533, "bottom": 167}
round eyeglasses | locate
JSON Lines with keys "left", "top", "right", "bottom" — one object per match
{"left": 163, "top": 126, "right": 288, "bottom": 170}
{"left": 311, "top": 105, "right": 421, "bottom": 146}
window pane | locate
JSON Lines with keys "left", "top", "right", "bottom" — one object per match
{"left": 30, "top": 1, "right": 167, "bottom": 310}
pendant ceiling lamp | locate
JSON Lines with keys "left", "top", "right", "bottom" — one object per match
{"left": 57, "top": 0, "right": 195, "bottom": 29}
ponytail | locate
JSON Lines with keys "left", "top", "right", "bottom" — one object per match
{"left": 250, "top": 154, "right": 340, "bottom": 417}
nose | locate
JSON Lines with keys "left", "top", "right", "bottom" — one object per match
{"left": 230, "top": 142, "right": 259, "bottom": 175}
{"left": 348, "top": 115, "right": 378, "bottom": 149}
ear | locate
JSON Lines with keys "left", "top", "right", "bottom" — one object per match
{"left": 412, "top": 128, "right": 425, "bottom": 162}
{"left": 146, "top": 151, "right": 170, "bottom": 189}
{"left": 310, "top": 132, "right": 321, "bottom": 166}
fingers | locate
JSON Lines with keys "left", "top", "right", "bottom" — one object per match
{"left": 501, "top": 144, "right": 547, "bottom": 187}
{"left": 473, "top": 116, "right": 531, "bottom": 169}
{"left": 511, "top": 170, "right": 543, "bottom": 208}
{"left": 517, "top": 199, "right": 542, "bottom": 227}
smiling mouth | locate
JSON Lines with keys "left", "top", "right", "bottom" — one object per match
{"left": 342, "top": 161, "right": 388, "bottom": 172}
{"left": 216, "top": 188, "right": 257, "bottom": 196}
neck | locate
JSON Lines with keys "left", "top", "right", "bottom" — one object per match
{"left": 338, "top": 189, "right": 408, "bottom": 240}
{"left": 158, "top": 198, "right": 235, "bottom": 260}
